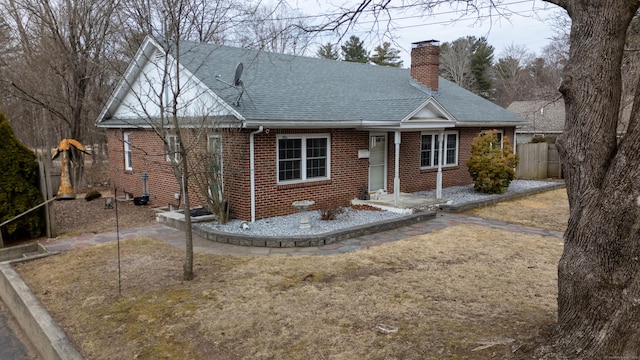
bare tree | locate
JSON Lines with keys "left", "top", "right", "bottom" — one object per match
{"left": 108, "top": 0, "right": 251, "bottom": 280}
{"left": 3, "top": 0, "right": 119, "bottom": 181}
{"left": 439, "top": 37, "right": 475, "bottom": 89}
{"left": 491, "top": 44, "right": 556, "bottom": 106}
{"left": 314, "top": 0, "right": 640, "bottom": 357}
{"left": 117, "top": 0, "right": 240, "bottom": 51}
{"left": 234, "top": 3, "right": 311, "bottom": 55}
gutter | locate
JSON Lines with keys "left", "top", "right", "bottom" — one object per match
{"left": 249, "top": 126, "right": 264, "bottom": 222}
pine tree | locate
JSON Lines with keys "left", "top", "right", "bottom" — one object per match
{"left": 470, "top": 37, "right": 494, "bottom": 98}
{"left": 0, "top": 111, "right": 44, "bottom": 241}
{"left": 317, "top": 42, "right": 340, "bottom": 60}
{"left": 341, "top": 35, "right": 369, "bottom": 63}
{"left": 370, "top": 42, "right": 403, "bottom": 67}
{"left": 439, "top": 36, "right": 494, "bottom": 98}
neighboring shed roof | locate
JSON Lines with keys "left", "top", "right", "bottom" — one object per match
{"left": 508, "top": 98, "right": 631, "bottom": 135}
{"left": 98, "top": 38, "right": 525, "bottom": 128}
{"left": 507, "top": 100, "right": 565, "bottom": 134}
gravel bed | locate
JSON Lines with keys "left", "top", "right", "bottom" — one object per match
{"left": 199, "top": 179, "right": 562, "bottom": 237}
{"left": 415, "top": 179, "right": 562, "bottom": 205}
{"left": 199, "top": 207, "right": 406, "bottom": 237}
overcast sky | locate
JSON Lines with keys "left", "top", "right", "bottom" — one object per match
{"left": 287, "top": 1, "right": 566, "bottom": 66}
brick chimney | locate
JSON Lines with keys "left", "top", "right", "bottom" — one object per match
{"left": 410, "top": 40, "right": 440, "bottom": 91}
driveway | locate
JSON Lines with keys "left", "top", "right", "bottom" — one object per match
{"left": 0, "top": 299, "right": 37, "bottom": 359}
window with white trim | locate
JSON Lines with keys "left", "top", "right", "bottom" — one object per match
{"left": 123, "top": 132, "right": 132, "bottom": 171}
{"left": 166, "top": 134, "right": 180, "bottom": 162}
{"left": 277, "top": 134, "right": 330, "bottom": 183}
{"left": 207, "top": 134, "right": 224, "bottom": 199}
{"left": 481, "top": 129, "right": 504, "bottom": 148}
{"left": 207, "top": 134, "right": 223, "bottom": 175}
{"left": 420, "top": 132, "right": 458, "bottom": 168}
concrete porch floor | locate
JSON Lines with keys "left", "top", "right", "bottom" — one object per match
{"left": 352, "top": 192, "right": 451, "bottom": 213}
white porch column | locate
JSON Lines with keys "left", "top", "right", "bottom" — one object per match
{"left": 394, "top": 131, "right": 401, "bottom": 206}
{"left": 436, "top": 131, "right": 444, "bottom": 199}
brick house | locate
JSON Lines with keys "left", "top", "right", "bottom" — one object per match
{"left": 96, "top": 36, "right": 525, "bottom": 222}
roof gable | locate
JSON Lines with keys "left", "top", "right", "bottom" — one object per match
{"left": 398, "top": 98, "right": 456, "bottom": 129}
{"left": 96, "top": 37, "right": 242, "bottom": 128}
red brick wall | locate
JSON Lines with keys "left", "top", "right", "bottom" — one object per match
{"left": 106, "top": 129, "right": 182, "bottom": 206}
{"left": 247, "top": 128, "right": 369, "bottom": 220}
{"left": 107, "top": 126, "right": 516, "bottom": 221}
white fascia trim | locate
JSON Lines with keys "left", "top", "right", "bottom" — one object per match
{"left": 361, "top": 121, "right": 455, "bottom": 132}
{"left": 516, "top": 130, "right": 563, "bottom": 134}
{"left": 398, "top": 121, "right": 456, "bottom": 130}
{"left": 400, "top": 97, "right": 457, "bottom": 123}
{"left": 455, "top": 121, "right": 528, "bottom": 127}
{"left": 96, "top": 36, "right": 160, "bottom": 125}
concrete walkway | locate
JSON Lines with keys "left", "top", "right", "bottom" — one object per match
{"left": 40, "top": 212, "right": 564, "bottom": 256}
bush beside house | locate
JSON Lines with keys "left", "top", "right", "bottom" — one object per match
{"left": 0, "top": 111, "right": 45, "bottom": 241}
{"left": 467, "top": 130, "right": 519, "bottom": 194}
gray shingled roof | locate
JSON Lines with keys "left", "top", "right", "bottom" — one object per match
{"left": 99, "top": 39, "right": 525, "bottom": 127}
{"left": 507, "top": 100, "right": 565, "bottom": 133}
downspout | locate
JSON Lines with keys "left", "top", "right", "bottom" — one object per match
{"left": 249, "top": 126, "right": 264, "bottom": 222}
{"left": 436, "top": 131, "right": 444, "bottom": 199}
{"left": 394, "top": 131, "right": 401, "bottom": 207}
{"left": 512, "top": 129, "right": 518, "bottom": 175}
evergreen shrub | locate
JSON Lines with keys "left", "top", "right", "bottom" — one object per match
{"left": 466, "top": 130, "right": 519, "bottom": 194}
{"left": 0, "top": 111, "right": 45, "bottom": 240}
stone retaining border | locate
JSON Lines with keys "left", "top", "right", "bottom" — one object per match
{"left": 0, "top": 259, "right": 82, "bottom": 360}
{"left": 165, "top": 210, "right": 438, "bottom": 248}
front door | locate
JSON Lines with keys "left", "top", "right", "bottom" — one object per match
{"left": 368, "top": 133, "right": 387, "bottom": 192}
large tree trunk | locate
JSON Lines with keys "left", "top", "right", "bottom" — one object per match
{"left": 552, "top": 0, "right": 640, "bottom": 357}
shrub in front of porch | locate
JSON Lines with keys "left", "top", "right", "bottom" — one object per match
{"left": 466, "top": 130, "right": 519, "bottom": 194}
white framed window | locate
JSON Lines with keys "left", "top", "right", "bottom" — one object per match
{"left": 481, "top": 129, "right": 504, "bottom": 149}
{"left": 420, "top": 131, "right": 458, "bottom": 168}
{"left": 277, "top": 134, "right": 330, "bottom": 183}
{"left": 207, "top": 134, "right": 223, "bottom": 160}
{"left": 207, "top": 134, "right": 223, "bottom": 176}
{"left": 123, "top": 132, "right": 132, "bottom": 171}
{"left": 166, "top": 134, "right": 180, "bottom": 162}
{"left": 207, "top": 134, "right": 224, "bottom": 199}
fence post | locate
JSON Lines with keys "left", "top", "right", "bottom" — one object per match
{"left": 38, "top": 158, "right": 56, "bottom": 238}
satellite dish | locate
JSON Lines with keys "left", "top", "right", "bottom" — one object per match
{"left": 215, "top": 62, "right": 245, "bottom": 106}
{"left": 233, "top": 63, "right": 244, "bottom": 86}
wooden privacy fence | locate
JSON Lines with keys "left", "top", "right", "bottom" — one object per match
{"left": 516, "top": 142, "right": 562, "bottom": 179}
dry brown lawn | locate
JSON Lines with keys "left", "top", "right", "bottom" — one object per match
{"left": 467, "top": 188, "right": 569, "bottom": 232}
{"left": 14, "top": 189, "right": 568, "bottom": 359}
